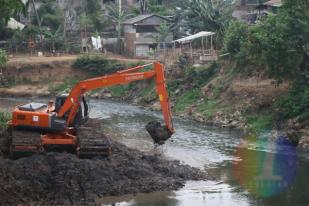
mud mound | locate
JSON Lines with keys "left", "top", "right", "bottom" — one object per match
{"left": 0, "top": 129, "right": 206, "bottom": 206}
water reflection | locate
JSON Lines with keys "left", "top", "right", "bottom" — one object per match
{"left": 233, "top": 135, "right": 298, "bottom": 198}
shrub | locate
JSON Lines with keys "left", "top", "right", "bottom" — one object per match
{"left": 245, "top": 113, "right": 273, "bottom": 133}
{"left": 224, "top": 21, "right": 249, "bottom": 56}
{"left": 0, "top": 112, "right": 10, "bottom": 128}
{"left": 0, "top": 49, "right": 7, "bottom": 67}
{"left": 276, "top": 83, "right": 309, "bottom": 121}
{"left": 184, "top": 62, "right": 218, "bottom": 88}
{"left": 174, "top": 90, "right": 200, "bottom": 112}
{"left": 72, "top": 55, "right": 124, "bottom": 75}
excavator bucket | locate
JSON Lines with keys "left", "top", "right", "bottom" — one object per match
{"left": 146, "top": 121, "right": 172, "bottom": 145}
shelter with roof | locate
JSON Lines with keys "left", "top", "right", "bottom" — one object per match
{"left": 171, "top": 31, "right": 218, "bottom": 63}
{"left": 123, "top": 14, "right": 172, "bottom": 57}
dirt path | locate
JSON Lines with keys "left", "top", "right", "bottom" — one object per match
{"left": 0, "top": 53, "right": 155, "bottom": 98}
{"left": 7, "top": 53, "right": 154, "bottom": 66}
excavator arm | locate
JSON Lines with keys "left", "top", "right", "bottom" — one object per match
{"left": 57, "top": 61, "right": 174, "bottom": 143}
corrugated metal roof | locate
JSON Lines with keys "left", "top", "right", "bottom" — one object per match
{"left": 123, "top": 14, "right": 171, "bottom": 25}
{"left": 172, "top": 31, "right": 215, "bottom": 44}
{"left": 264, "top": 0, "right": 282, "bottom": 7}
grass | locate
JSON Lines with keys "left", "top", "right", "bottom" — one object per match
{"left": 174, "top": 90, "right": 200, "bottom": 113}
{"left": 245, "top": 113, "right": 273, "bottom": 133}
{"left": 196, "top": 99, "right": 232, "bottom": 120}
{"left": 109, "top": 86, "right": 127, "bottom": 98}
{"left": 198, "top": 101, "right": 216, "bottom": 120}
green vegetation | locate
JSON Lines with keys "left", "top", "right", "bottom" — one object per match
{"left": 0, "top": 112, "right": 10, "bottom": 128}
{"left": 72, "top": 55, "right": 124, "bottom": 75}
{"left": 0, "top": 0, "right": 25, "bottom": 24}
{"left": 106, "top": 3, "right": 132, "bottom": 54}
{"left": 196, "top": 99, "right": 219, "bottom": 120}
{"left": 185, "top": 62, "right": 218, "bottom": 88}
{"left": 222, "top": 0, "right": 309, "bottom": 125}
{"left": 109, "top": 86, "right": 127, "bottom": 98}
{"left": 224, "top": 21, "right": 249, "bottom": 58}
{"left": 174, "top": 90, "right": 200, "bottom": 113}
{"left": 276, "top": 84, "right": 309, "bottom": 121}
{"left": 0, "top": 49, "right": 7, "bottom": 67}
{"left": 148, "top": 0, "right": 171, "bottom": 16}
{"left": 182, "top": 0, "right": 234, "bottom": 46}
{"left": 245, "top": 113, "right": 273, "bottom": 133}
{"left": 224, "top": 0, "right": 309, "bottom": 79}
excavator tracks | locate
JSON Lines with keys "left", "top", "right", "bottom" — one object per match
{"left": 8, "top": 129, "right": 42, "bottom": 158}
{"left": 76, "top": 119, "right": 111, "bottom": 158}
{"left": 76, "top": 126, "right": 111, "bottom": 158}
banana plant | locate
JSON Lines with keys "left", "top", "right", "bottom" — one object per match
{"left": 43, "top": 25, "right": 63, "bottom": 53}
{"left": 183, "top": 0, "right": 234, "bottom": 47}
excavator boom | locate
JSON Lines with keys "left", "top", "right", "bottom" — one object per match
{"left": 58, "top": 62, "right": 174, "bottom": 135}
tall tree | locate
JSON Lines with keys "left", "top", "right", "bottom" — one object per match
{"left": 106, "top": 2, "right": 132, "bottom": 53}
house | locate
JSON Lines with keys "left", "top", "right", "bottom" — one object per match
{"left": 233, "top": 0, "right": 282, "bottom": 24}
{"left": 123, "top": 14, "right": 173, "bottom": 57}
{"left": 233, "top": 0, "right": 267, "bottom": 23}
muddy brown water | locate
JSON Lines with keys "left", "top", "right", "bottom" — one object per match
{"left": 1, "top": 97, "right": 309, "bottom": 206}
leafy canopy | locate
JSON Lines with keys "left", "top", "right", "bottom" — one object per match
{"left": 182, "top": 0, "right": 234, "bottom": 47}
{"left": 0, "top": 0, "right": 26, "bottom": 24}
{"left": 223, "top": 0, "right": 309, "bottom": 79}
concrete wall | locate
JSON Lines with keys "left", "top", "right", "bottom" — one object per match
{"left": 124, "top": 25, "right": 136, "bottom": 33}
{"left": 135, "top": 45, "right": 149, "bottom": 57}
{"left": 123, "top": 15, "right": 172, "bottom": 57}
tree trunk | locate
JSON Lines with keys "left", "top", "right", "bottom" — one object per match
{"left": 31, "top": 0, "right": 44, "bottom": 50}
{"left": 140, "top": 0, "right": 148, "bottom": 14}
{"left": 52, "top": 40, "right": 55, "bottom": 54}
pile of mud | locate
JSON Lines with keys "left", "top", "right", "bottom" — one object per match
{"left": 0, "top": 128, "right": 206, "bottom": 205}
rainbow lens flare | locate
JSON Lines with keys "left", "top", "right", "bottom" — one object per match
{"left": 233, "top": 134, "right": 298, "bottom": 198}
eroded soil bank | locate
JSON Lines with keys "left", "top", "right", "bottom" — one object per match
{"left": 0, "top": 128, "right": 206, "bottom": 206}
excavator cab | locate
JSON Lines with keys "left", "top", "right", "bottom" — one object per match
{"left": 55, "top": 94, "right": 89, "bottom": 127}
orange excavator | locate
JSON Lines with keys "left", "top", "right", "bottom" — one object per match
{"left": 3, "top": 62, "right": 174, "bottom": 158}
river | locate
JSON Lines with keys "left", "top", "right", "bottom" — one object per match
{"left": 1, "top": 97, "right": 309, "bottom": 206}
